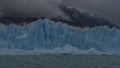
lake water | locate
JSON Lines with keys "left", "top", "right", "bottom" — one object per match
{"left": 0, "top": 55, "right": 120, "bottom": 68}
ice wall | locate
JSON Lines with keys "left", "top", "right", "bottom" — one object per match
{"left": 0, "top": 19, "right": 120, "bottom": 53}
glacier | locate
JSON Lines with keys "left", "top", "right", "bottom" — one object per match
{"left": 0, "top": 18, "right": 120, "bottom": 55}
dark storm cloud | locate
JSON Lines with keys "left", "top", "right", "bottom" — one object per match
{"left": 69, "top": 0, "right": 120, "bottom": 25}
{"left": 0, "top": 0, "right": 120, "bottom": 25}
{"left": 0, "top": 0, "right": 70, "bottom": 20}
{"left": 0, "top": 0, "right": 62, "bottom": 17}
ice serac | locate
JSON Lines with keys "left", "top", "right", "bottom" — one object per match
{"left": 0, "top": 18, "right": 120, "bottom": 54}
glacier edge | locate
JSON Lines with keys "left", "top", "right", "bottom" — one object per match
{"left": 0, "top": 18, "right": 120, "bottom": 55}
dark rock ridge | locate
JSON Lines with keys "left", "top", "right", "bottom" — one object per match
{"left": 0, "top": 17, "right": 39, "bottom": 25}
{"left": 59, "top": 4, "right": 119, "bottom": 28}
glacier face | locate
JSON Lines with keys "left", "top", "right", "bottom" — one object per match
{"left": 0, "top": 18, "right": 120, "bottom": 54}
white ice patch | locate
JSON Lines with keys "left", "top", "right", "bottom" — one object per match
{"left": 16, "top": 33, "right": 27, "bottom": 39}
{"left": 89, "top": 13, "right": 96, "bottom": 17}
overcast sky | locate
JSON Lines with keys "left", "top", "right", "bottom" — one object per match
{"left": 0, "top": 0, "right": 120, "bottom": 25}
